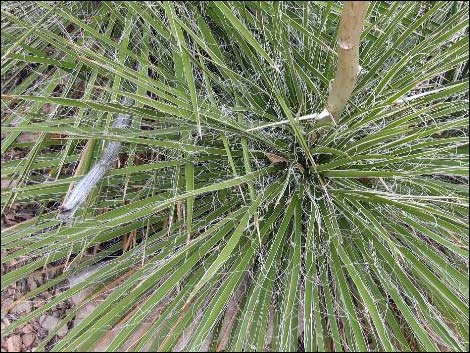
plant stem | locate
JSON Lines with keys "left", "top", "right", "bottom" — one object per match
{"left": 322, "top": 1, "right": 370, "bottom": 123}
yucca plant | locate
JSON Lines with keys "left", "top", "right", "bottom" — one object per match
{"left": 1, "top": 1, "right": 469, "bottom": 351}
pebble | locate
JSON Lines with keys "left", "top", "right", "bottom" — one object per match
{"left": 6, "top": 335, "right": 21, "bottom": 352}
{"left": 68, "top": 265, "right": 100, "bottom": 305}
{"left": 74, "top": 302, "right": 96, "bottom": 326}
{"left": 21, "top": 333, "right": 35, "bottom": 348}
{"left": 1, "top": 298, "right": 13, "bottom": 314}
{"left": 32, "top": 273, "right": 44, "bottom": 286}
{"left": 10, "top": 301, "right": 32, "bottom": 315}
{"left": 41, "top": 292, "right": 51, "bottom": 300}
{"left": 33, "top": 299, "right": 45, "bottom": 308}
{"left": 22, "top": 324, "right": 34, "bottom": 334}
{"left": 39, "top": 315, "right": 68, "bottom": 337}
{"left": 26, "top": 277, "right": 37, "bottom": 291}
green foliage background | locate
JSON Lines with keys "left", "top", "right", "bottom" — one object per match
{"left": 1, "top": 1, "right": 469, "bottom": 351}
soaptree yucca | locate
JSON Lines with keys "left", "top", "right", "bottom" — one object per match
{"left": 1, "top": 1, "right": 468, "bottom": 351}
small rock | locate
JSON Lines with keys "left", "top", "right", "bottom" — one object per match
{"left": 6, "top": 335, "right": 21, "bottom": 352}
{"left": 16, "top": 133, "right": 39, "bottom": 144}
{"left": 46, "top": 265, "right": 60, "bottom": 279}
{"left": 0, "top": 179, "right": 18, "bottom": 190}
{"left": 33, "top": 298, "right": 45, "bottom": 308}
{"left": 22, "top": 324, "right": 34, "bottom": 334}
{"left": 10, "top": 301, "right": 32, "bottom": 314}
{"left": 39, "top": 314, "right": 57, "bottom": 330}
{"left": 31, "top": 320, "right": 41, "bottom": 331}
{"left": 39, "top": 315, "right": 67, "bottom": 337}
{"left": 41, "top": 292, "right": 51, "bottom": 300}
{"left": 68, "top": 265, "right": 100, "bottom": 305}
{"left": 1, "top": 298, "right": 13, "bottom": 314}
{"left": 32, "top": 273, "right": 44, "bottom": 286}
{"left": 21, "top": 333, "right": 35, "bottom": 348}
{"left": 27, "top": 277, "right": 37, "bottom": 291}
{"left": 41, "top": 103, "right": 54, "bottom": 115}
